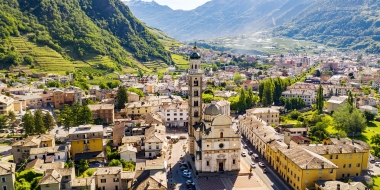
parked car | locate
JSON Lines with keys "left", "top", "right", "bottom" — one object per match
{"left": 263, "top": 168, "right": 267, "bottom": 173}
{"left": 178, "top": 160, "right": 185, "bottom": 164}
{"left": 241, "top": 152, "right": 246, "bottom": 157}
{"left": 183, "top": 170, "right": 192, "bottom": 175}
{"left": 183, "top": 173, "right": 191, "bottom": 178}
{"left": 186, "top": 180, "right": 195, "bottom": 186}
{"left": 258, "top": 162, "right": 265, "bottom": 167}
{"left": 248, "top": 151, "right": 253, "bottom": 155}
{"left": 375, "top": 162, "right": 380, "bottom": 167}
{"left": 370, "top": 160, "right": 376, "bottom": 164}
{"left": 243, "top": 145, "right": 248, "bottom": 149}
{"left": 251, "top": 162, "right": 256, "bottom": 168}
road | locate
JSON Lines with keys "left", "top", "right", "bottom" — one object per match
{"left": 233, "top": 119, "right": 291, "bottom": 190}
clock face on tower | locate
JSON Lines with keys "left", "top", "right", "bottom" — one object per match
{"left": 219, "top": 143, "right": 224, "bottom": 148}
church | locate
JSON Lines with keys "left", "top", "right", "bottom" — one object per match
{"left": 187, "top": 45, "right": 241, "bottom": 173}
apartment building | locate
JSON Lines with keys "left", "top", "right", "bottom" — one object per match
{"left": 282, "top": 90, "right": 315, "bottom": 106}
{"left": 29, "top": 145, "right": 68, "bottom": 163}
{"left": 246, "top": 107, "right": 279, "bottom": 126}
{"left": 162, "top": 101, "right": 188, "bottom": 127}
{"left": 69, "top": 125, "right": 104, "bottom": 161}
{"left": 124, "top": 101, "right": 152, "bottom": 120}
{"left": 38, "top": 168, "right": 75, "bottom": 190}
{"left": 0, "top": 95, "right": 14, "bottom": 115}
{"left": 11, "top": 134, "right": 55, "bottom": 164}
{"left": 87, "top": 104, "right": 115, "bottom": 124}
{"left": 144, "top": 125, "right": 166, "bottom": 158}
{"left": 94, "top": 167, "right": 122, "bottom": 190}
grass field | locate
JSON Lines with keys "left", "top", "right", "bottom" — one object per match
{"left": 172, "top": 54, "right": 188, "bottom": 70}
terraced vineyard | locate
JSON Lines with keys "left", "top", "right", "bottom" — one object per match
{"left": 10, "top": 37, "right": 84, "bottom": 75}
{"left": 172, "top": 54, "right": 189, "bottom": 70}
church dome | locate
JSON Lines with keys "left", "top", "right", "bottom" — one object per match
{"left": 204, "top": 103, "right": 221, "bottom": 116}
{"left": 190, "top": 52, "right": 201, "bottom": 59}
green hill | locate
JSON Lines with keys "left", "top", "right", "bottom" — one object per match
{"left": 0, "top": 0, "right": 172, "bottom": 73}
{"left": 273, "top": 0, "right": 380, "bottom": 53}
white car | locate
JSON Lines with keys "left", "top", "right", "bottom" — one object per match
{"left": 251, "top": 162, "right": 256, "bottom": 168}
{"left": 375, "top": 162, "right": 380, "bottom": 167}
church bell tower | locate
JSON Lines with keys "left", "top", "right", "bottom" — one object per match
{"left": 188, "top": 43, "right": 203, "bottom": 156}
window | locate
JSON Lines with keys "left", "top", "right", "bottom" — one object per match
{"left": 206, "top": 161, "right": 209, "bottom": 166}
{"left": 233, "top": 159, "right": 236, "bottom": 165}
{"left": 357, "top": 163, "right": 361, "bottom": 167}
{"left": 350, "top": 154, "right": 352, "bottom": 158}
{"left": 194, "top": 101, "right": 198, "bottom": 107}
{"left": 149, "top": 146, "right": 152, "bottom": 150}
{"left": 220, "top": 132, "right": 223, "bottom": 138}
{"left": 318, "top": 169, "right": 322, "bottom": 174}
{"left": 115, "top": 186, "right": 118, "bottom": 190}
{"left": 167, "top": 114, "right": 170, "bottom": 116}
{"left": 343, "top": 164, "right": 346, "bottom": 168}
{"left": 17, "top": 149, "right": 20, "bottom": 152}
{"left": 330, "top": 155, "right": 333, "bottom": 159}
{"left": 194, "top": 91, "right": 199, "bottom": 96}
{"left": 101, "top": 179, "right": 106, "bottom": 183}
{"left": 1, "top": 178, "right": 5, "bottom": 182}
{"left": 194, "top": 80, "right": 199, "bottom": 86}
{"left": 330, "top": 169, "right": 334, "bottom": 174}
{"left": 113, "top": 178, "right": 119, "bottom": 182}
{"left": 180, "top": 113, "right": 183, "bottom": 116}
{"left": 174, "top": 113, "right": 177, "bottom": 116}
{"left": 358, "top": 154, "right": 362, "bottom": 158}
{"left": 306, "top": 170, "right": 309, "bottom": 174}
{"left": 348, "top": 164, "right": 351, "bottom": 168}
{"left": 167, "top": 118, "right": 170, "bottom": 121}
{"left": 156, "top": 145, "right": 159, "bottom": 149}
{"left": 305, "top": 180, "right": 308, "bottom": 184}
{"left": 336, "top": 155, "right": 338, "bottom": 159}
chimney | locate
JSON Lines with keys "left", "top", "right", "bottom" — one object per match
{"left": 339, "top": 148, "right": 343, "bottom": 153}
{"left": 337, "top": 184, "right": 340, "bottom": 190}
{"left": 326, "top": 148, "right": 329, "bottom": 154}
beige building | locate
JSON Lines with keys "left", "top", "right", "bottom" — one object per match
{"left": 127, "top": 92, "right": 139, "bottom": 103}
{"left": 0, "top": 95, "right": 14, "bottom": 115}
{"left": 11, "top": 134, "right": 55, "bottom": 164}
{"left": 247, "top": 107, "right": 280, "bottom": 126}
{"left": 314, "top": 180, "right": 366, "bottom": 190}
{"left": 144, "top": 125, "right": 166, "bottom": 158}
{"left": 0, "top": 162, "right": 16, "bottom": 190}
{"left": 326, "top": 96, "right": 347, "bottom": 113}
{"left": 72, "top": 178, "right": 95, "bottom": 190}
{"left": 39, "top": 168, "right": 75, "bottom": 190}
{"left": 124, "top": 101, "right": 153, "bottom": 120}
{"left": 94, "top": 167, "right": 122, "bottom": 190}
{"left": 88, "top": 104, "right": 115, "bottom": 124}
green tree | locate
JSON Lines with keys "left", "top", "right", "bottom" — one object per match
{"left": 116, "top": 86, "right": 128, "bottom": 109}
{"left": 127, "top": 87, "right": 144, "bottom": 97}
{"left": 22, "top": 111, "right": 35, "bottom": 135}
{"left": 364, "top": 110, "right": 375, "bottom": 121}
{"left": 34, "top": 110, "right": 46, "bottom": 134}
{"left": 221, "top": 82, "right": 227, "bottom": 87}
{"left": 60, "top": 105, "right": 74, "bottom": 129}
{"left": 79, "top": 159, "right": 89, "bottom": 172}
{"left": 109, "top": 159, "right": 122, "bottom": 166}
{"left": 43, "top": 112, "right": 56, "bottom": 130}
{"left": 202, "top": 93, "right": 214, "bottom": 103}
{"left": 23, "top": 55, "right": 34, "bottom": 65}
{"left": 0, "top": 114, "right": 7, "bottom": 129}
{"left": 79, "top": 106, "right": 94, "bottom": 124}
{"left": 309, "top": 122, "right": 329, "bottom": 142}
{"left": 233, "top": 72, "right": 243, "bottom": 84}
{"left": 261, "top": 79, "right": 274, "bottom": 107}
{"left": 332, "top": 105, "right": 367, "bottom": 133}
{"left": 347, "top": 91, "right": 354, "bottom": 112}
{"left": 238, "top": 88, "right": 246, "bottom": 112}
{"left": 316, "top": 84, "right": 324, "bottom": 113}
{"left": 71, "top": 103, "right": 81, "bottom": 126}
{"left": 120, "top": 159, "right": 136, "bottom": 171}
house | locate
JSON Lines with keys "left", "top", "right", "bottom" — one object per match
{"left": 87, "top": 104, "right": 115, "bottom": 124}
{"left": 119, "top": 144, "right": 137, "bottom": 162}
{"left": 281, "top": 90, "right": 315, "bottom": 106}
{"left": 133, "top": 170, "right": 167, "bottom": 190}
{"left": 0, "top": 95, "right": 14, "bottom": 115}
{"left": 314, "top": 180, "right": 366, "bottom": 190}
{"left": 246, "top": 107, "right": 280, "bottom": 126}
{"left": 72, "top": 178, "right": 96, "bottom": 190}
{"left": 11, "top": 134, "right": 55, "bottom": 164}
{"left": 38, "top": 168, "right": 75, "bottom": 190}
{"left": 0, "top": 162, "right": 16, "bottom": 190}
{"left": 122, "top": 136, "right": 144, "bottom": 150}
{"left": 242, "top": 80, "right": 259, "bottom": 90}
{"left": 69, "top": 125, "right": 104, "bottom": 161}
{"left": 162, "top": 101, "right": 188, "bottom": 127}
{"left": 94, "top": 167, "right": 122, "bottom": 190}
{"left": 25, "top": 158, "right": 65, "bottom": 173}
{"left": 125, "top": 101, "right": 153, "bottom": 120}
{"left": 144, "top": 125, "right": 166, "bottom": 158}
{"left": 29, "top": 145, "right": 68, "bottom": 163}
{"left": 326, "top": 96, "right": 348, "bottom": 113}
{"left": 127, "top": 92, "right": 139, "bottom": 103}
{"left": 359, "top": 105, "right": 378, "bottom": 115}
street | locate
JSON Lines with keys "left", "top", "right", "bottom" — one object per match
{"left": 233, "top": 119, "right": 291, "bottom": 190}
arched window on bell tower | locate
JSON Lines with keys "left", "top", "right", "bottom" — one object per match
{"left": 220, "top": 132, "right": 223, "bottom": 138}
{"left": 194, "top": 110, "right": 199, "bottom": 117}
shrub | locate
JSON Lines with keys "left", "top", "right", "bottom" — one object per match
{"left": 288, "top": 110, "right": 301, "bottom": 120}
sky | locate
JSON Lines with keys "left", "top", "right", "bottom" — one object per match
{"left": 141, "top": 0, "right": 211, "bottom": 10}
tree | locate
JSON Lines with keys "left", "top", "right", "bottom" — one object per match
{"left": 347, "top": 91, "right": 354, "bottom": 111}
{"left": 314, "top": 69, "right": 321, "bottom": 77}
{"left": 79, "top": 159, "right": 89, "bottom": 172}
{"left": 60, "top": 105, "right": 74, "bottom": 129}
{"left": 233, "top": 72, "right": 243, "bottom": 84}
{"left": 309, "top": 122, "right": 329, "bottom": 142}
{"left": 261, "top": 79, "right": 274, "bottom": 107}
{"left": 332, "top": 105, "right": 366, "bottom": 133}
{"left": 22, "top": 111, "right": 35, "bottom": 135}
{"left": 120, "top": 159, "right": 135, "bottom": 171}
{"left": 316, "top": 84, "right": 324, "bottom": 113}
{"left": 0, "top": 114, "right": 7, "bottom": 129}
{"left": 371, "top": 133, "right": 380, "bottom": 157}
{"left": 43, "top": 112, "right": 56, "bottom": 130}
{"left": 116, "top": 86, "right": 128, "bottom": 109}
{"left": 109, "top": 159, "right": 122, "bottom": 166}
{"left": 221, "top": 82, "right": 226, "bottom": 87}
{"left": 202, "top": 93, "right": 214, "bottom": 103}
{"left": 127, "top": 87, "right": 144, "bottom": 97}
{"left": 79, "top": 106, "right": 94, "bottom": 124}
{"left": 24, "top": 55, "right": 34, "bottom": 65}
{"left": 238, "top": 89, "right": 246, "bottom": 112}
{"left": 34, "top": 110, "right": 46, "bottom": 134}
{"left": 71, "top": 103, "right": 81, "bottom": 126}
{"left": 364, "top": 110, "right": 375, "bottom": 121}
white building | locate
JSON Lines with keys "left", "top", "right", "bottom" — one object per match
{"left": 162, "top": 101, "right": 188, "bottom": 127}
{"left": 144, "top": 125, "right": 166, "bottom": 158}
{"left": 359, "top": 105, "right": 378, "bottom": 116}
{"left": 29, "top": 145, "right": 68, "bottom": 162}
{"left": 119, "top": 144, "right": 137, "bottom": 162}
{"left": 282, "top": 89, "right": 315, "bottom": 106}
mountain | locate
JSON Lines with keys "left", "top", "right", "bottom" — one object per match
{"left": 272, "top": 0, "right": 380, "bottom": 53}
{"left": 0, "top": 0, "right": 172, "bottom": 73}
{"left": 125, "top": 0, "right": 315, "bottom": 41}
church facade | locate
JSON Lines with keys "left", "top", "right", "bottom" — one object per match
{"left": 187, "top": 45, "right": 241, "bottom": 173}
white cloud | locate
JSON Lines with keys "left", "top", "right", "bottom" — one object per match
{"left": 141, "top": 0, "right": 211, "bottom": 10}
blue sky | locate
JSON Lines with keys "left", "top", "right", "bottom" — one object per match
{"left": 141, "top": 0, "right": 211, "bottom": 10}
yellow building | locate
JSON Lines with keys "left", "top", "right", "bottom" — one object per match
{"left": 0, "top": 94, "right": 14, "bottom": 115}
{"left": 314, "top": 180, "right": 366, "bottom": 190}
{"left": 124, "top": 101, "right": 152, "bottom": 120}
{"left": 69, "top": 125, "right": 104, "bottom": 161}
{"left": 11, "top": 134, "right": 55, "bottom": 164}
{"left": 276, "top": 146, "right": 338, "bottom": 190}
